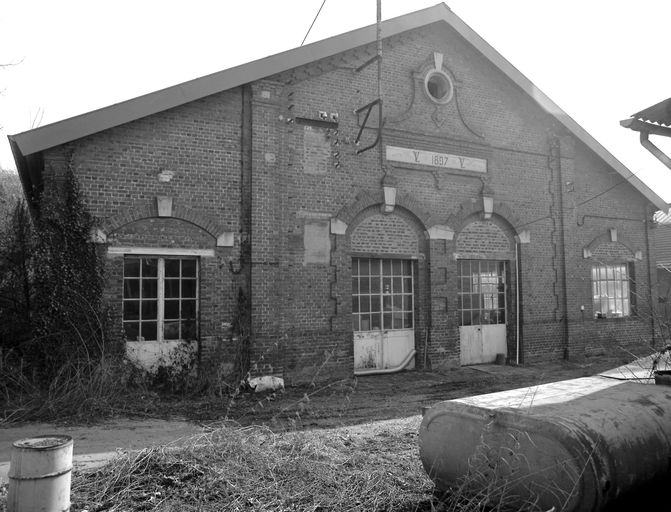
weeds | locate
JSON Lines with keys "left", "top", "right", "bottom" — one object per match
{"left": 69, "top": 418, "right": 431, "bottom": 512}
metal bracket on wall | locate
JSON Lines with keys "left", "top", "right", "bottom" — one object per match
{"left": 354, "top": 98, "right": 382, "bottom": 155}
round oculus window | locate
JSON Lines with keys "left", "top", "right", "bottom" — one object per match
{"left": 424, "top": 70, "right": 454, "bottom": 105}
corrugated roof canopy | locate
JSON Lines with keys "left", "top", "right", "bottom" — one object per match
{"left": 632, "top": 97, "right": 671, "bottom": 127}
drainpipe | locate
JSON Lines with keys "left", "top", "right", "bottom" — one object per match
{"left": 515, "top": 242, "right": 520, "bottom": 365}
{"left": 639, "top": 131, "right": 671, "bottom": 170}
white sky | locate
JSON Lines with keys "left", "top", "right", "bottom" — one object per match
{"left": 2, "top": 0, "right": 671, "bottom": 203}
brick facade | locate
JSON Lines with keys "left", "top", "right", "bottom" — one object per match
{"left": 36, "top": 21, "right": 659, "bottom": 382}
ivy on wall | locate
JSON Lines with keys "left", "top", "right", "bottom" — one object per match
{"left": 0, "top": 167, "right": 110, "bottom": 384}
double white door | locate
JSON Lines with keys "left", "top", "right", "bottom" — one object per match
{"left": 458, "top": 260, "right": 508, "bottom": 365}
{"left": 352, "top": 258, "right": 415, "bottom": 370}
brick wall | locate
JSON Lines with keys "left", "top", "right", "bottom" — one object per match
{"left": 39, "top": 22, "right": 658, "bottom": 382}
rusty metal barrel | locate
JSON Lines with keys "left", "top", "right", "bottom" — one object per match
{"left": 420, "top": 376, "right": 671, "bottom": 512}
{"left": 7, "top": 435, "right": 73, "bottom": 512}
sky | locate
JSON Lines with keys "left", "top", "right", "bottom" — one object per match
{"left": 2, "top": 0, "right": 671, "bottom": 203}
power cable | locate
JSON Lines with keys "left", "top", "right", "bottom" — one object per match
{"left": 301, "top": 0, "right": 327, "bottom": 47}
{"left": 514, "top": 165, "right": 649, "bottom": 231}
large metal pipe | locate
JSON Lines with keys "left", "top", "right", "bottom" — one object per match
{"left": 419, "top": 375, "right": 671, "bottom": 512}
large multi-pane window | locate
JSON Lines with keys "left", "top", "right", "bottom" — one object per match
{"left": 123, "top": 257, "right": 198, "bottom": 341}
{"left": 592, "top": 264, "right": 631, "bottom": 319}
{"left": 352, "top": 258, "right": 414, "bottom": 332}
{"left": 457, "top": 260, "right": 506, "bottom": 326}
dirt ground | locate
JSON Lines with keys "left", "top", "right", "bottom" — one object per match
{"left": 0, "top": 352, "right": 633, "bottom": 467}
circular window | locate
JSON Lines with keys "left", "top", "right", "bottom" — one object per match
{"left": 424, "top": 70, "right": 454, "bottom": 105}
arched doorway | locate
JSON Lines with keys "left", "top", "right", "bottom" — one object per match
{"left": 455, "top": 217, "right": 516, "bottom": 365}
{"left": 348, "top": 207, "right": 427, "bottom": 371}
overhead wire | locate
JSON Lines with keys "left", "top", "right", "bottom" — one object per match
{"left": 296, "top": 1, "right": 663, "bottom": 231}
{"left": 301, "top": 0, "right": 327, "bottom": 47}
{"left": 514, "top": 164, "right": 650, "bottom": 231}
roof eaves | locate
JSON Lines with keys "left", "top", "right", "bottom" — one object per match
{"left": 11, "top": 3, "right": 450, "bottom": 157}
{"left": 439, "top": 8, "right": 669, "bottom": 212}
{"left": 10, "top": 2, "right": 668, "bottom": 212}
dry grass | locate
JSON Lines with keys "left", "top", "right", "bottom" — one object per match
{"left": 68, "top": 417, "right": 433, "bottom": 512}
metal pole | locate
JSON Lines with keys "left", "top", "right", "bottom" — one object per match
{"left": 377, "top": 0, "right": 385, "bottom": 175}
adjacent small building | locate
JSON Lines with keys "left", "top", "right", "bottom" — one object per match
{"left": 622, "top": 97, "right": 671, "bottom": 341}
{"left": 9, "top": 4, "right": 669, "bottom": 382}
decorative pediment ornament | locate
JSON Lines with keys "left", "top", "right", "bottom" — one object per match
{"left": 432, "top": 107, "right": 449, "bottom": 128}
{"left": 386, "top": 51, "right": 483, "bottom": 139}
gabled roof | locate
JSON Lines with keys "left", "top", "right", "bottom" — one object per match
{"left": 8, "top": 2, "right": 669, "bottom": 211}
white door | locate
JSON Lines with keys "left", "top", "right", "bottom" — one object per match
{"left": 353, "top": 258, "right": 415, "bottom": 370}
{"left": 458, "top": 260, "right": 508, "bottom": 365}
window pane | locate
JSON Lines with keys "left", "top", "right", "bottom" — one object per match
{"left": 360, "top": 296, "right": 370, "bottom": 313}
{"left": 360, "top": 315, "right": 371, "bottom": 331}
{"left": 184, "top": 279, "right": 197, "bottom": 299}
{"left": 393, "top": 277, "right": 402, "bottom": 293}
{"left": 164, "top": 299, "right": 180, "bottom": 319}
{"left": 392, "top": 259, "right": 402, "bottom": 274}
{"left": 183, "top": 319, "right": 197, "bottom": 340}
{"left": 370, "top": 276, "right": 380, "bottom": 293}
{"left": 142, "top": 300, "right": 158, "bottom": 320}
{"left": 371, "top": 313, "right": 381, "bottom": 330}
{"left": 393, "top": 313, "right": 403, "bottom": 329}
{"left": 352, "top": 315, "right": 359, "bottom": 331}
{"left": 352, "top": 296, "right": 359, "bottom": 313}
{"left": 359, "top": 259, "right": 369, "bottom": 276}
{"left": 182, "top": 259, "right": 197, "bottom": 277}
{"left": 143, "top": 279, "right": 158, "bottom": 299}
{"left": 371, "top": 295, "right": 381, "bottom": 313}
{"left": 403, "top": 260, "right": 412, "bottom": 275}
{"left": 393, "top": 295, "right": 402, "bottom": 311}
{"left": 383, "top": 313, "right": 392, "bottom": 329}
{"left": 124, "top": 301, "right": 139, "bottom": 320}
{"left": 403, "top": 311, "right": 413, "bottom": 329}
{"left": 124, "top": 279, "right": 140, "bottom": 298}
{"left": 124, "top": 322, "right": 139, "bottom": 341}
{"left": 164, "top": 320, "right": 180, "bottom": 340}
{"left": 462, "top": 311, "right": 471, "bottom": 326}
{"left": 165, "top": 279, "right": 180, "bottom": 298}
{"left": 352, "top": 278, "right": 358, "bottom": 294}
{"left": 404, "top": 277, "right": 412, "bottom": 293}
{"left": 140, "top": 321, "right": 157, "bottom": 341}
{"left": 370, "top": 259, "right": 380, "bottom": 275}
{"left": 124, "top": 259, "right": 140, "bottom": 277}
{"left": 382, "top": 277, "right": 392, "bottom": 294}
{"left": 360, "top": 277, "right": 370, "bottom": 294}
{"left": 182, "top": 300, "right": 196, "bottom": 319}
{"left": 383, "top": 260, "right": 392, "bottom": 275}
{"left": 403, "top": 295, "right": 413, "bottom": 312}
{"left": 143, "top": 258, "right": 158, "bottom": 277}
{"left": 461, "top": 277, "right": 472, "bottom": 293}
{"left": 165, "top": 259, "right": 181, "bottom": 278}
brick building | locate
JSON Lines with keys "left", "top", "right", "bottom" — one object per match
{"left": 9, "top": 4, "right": 669, "bottom": 381}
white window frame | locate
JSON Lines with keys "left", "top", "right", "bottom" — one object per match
{"left": 592, "top": 263, "right": 631, "bottom": 319}
{"left": 122, "top": 256, "right": 199, "bottom": 342}
{"left": 352, "top": 257, "right": 415, "bottom": 332}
